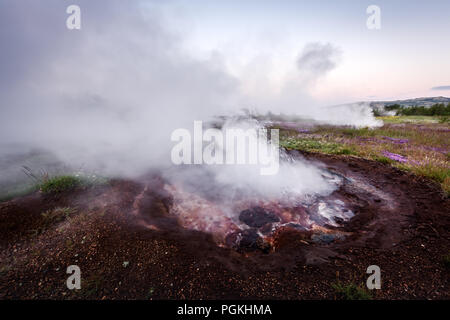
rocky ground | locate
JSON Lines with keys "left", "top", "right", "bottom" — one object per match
{"left": 0, "top": 153, "right": 449, "bottom": 300}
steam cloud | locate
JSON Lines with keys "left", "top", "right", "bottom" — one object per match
{"left": 0, "top": 0, "right": 239, "bottom": 177}
{"left": 297, "top": 42, "right": 341, "bottom": 80}
{"left": 0, "top": 0, "right": 379, "bottom": 196}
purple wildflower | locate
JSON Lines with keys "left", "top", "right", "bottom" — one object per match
{"left": 382, "top": 136, "right": 409, "bottom": 144}
{"left": 422, "top": 146, "right": 448, "bottom": 154}
{"left": 382, "top": 151, "right": 408, "bottom": 163}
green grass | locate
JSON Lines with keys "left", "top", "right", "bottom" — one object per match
{"left": 39, "top": 174, "right": 109, "bottom": 194}
{"left": 332, "top": 282, "right": 372, "bottom": 300}
{"left": 377, "top": 115, "right": 441, "bottom": 124}
{"left": 414, "top": 165, "right": 450, "bottom": 184}
{"left": 372, "top": 155, "right": 394, "bottom": 165}
{"left": 340, "top": 127, "right": 372, "bottom": 137}
{"left": 438, "top": 116, "right": 449, "bottom": 124}
{"left": 40, "top": 175, "right": 83, "bottom": 194}
{"left": 413, "top": 165, "right": 450, "bottom": 195}
{"left": 280, "top": 138, "right": 358, "bottom": 155}
{"left": 0, "top": 173, "right": 109, "bottom": 202}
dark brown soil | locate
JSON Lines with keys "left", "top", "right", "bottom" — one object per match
{"left": 0, "top": 153, "right": 449, "bottom": 300}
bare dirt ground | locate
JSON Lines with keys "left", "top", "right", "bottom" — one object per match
{"left": 0, "top": 152, "right": 449, "bottom": 300}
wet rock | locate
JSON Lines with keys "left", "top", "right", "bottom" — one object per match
{"left": 239, "top": 207, "right": 280, "bottom": 228}
{"left": 225, "top": 229, "right": 271, "bottom": 253}
{"left": 284, "top": 223, "right": 307, "bottom": 231}
{"left": 333, "top": 217, "right": 344, "bottom": 224}
{"left": 311, "top": 233, "right": 344, "bottom": 244}
{"left": 259, "top": 223, "right": 274, "bottom": 235}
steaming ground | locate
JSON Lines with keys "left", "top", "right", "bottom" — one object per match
{"left": 1, "top": 150, "right": 449, "bottom": 299}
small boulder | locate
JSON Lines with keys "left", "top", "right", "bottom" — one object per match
{"left": 225, "top": 228, "right": 271, "bottom": 253}
{"left": 239, "top": 207, "right": 280, "bottom": 228}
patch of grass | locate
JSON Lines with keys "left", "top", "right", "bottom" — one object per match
{"left": 439, "top": 116, "right": 449, "bottom": 124}
{"left": 27, "top": 207, "right": 77, "bottom": 236}
{"left": 40, "top": 176, "right": 82, "bottom": 194}
{"left": 338, "top": 148, "right": 355, "bottom": 155}
{"left": 372, "top": 155, "right": 394, "bottom": 165}
{"left": 413, "top": 165, "right": 450, "bottom": 184}
{"left": 281, "top": 138, "right": 358, "bottom": 155}
{"left": 341, "top": 127, "right": 372, "bottom": 137}
{"left": 377, "top": 115, "right": 441, "bottom": 124}
{"left": 41, "top": 207, "right": 77, "bottom": 227}
{"left": 395, "top": 164, "right": 449, "bottom": 196}
{"left": 332, "top": 282, "right": 372, "bottom": 300}
{"left": 0, "top": 172, "right": 109, "bottom": 202}
{"left": 39, "top": 174, "right": 109, "bottom": 194}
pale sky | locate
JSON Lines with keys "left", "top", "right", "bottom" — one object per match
{"left": 156, "top": 0, "right": 450, "bottom": 103}
{"left": 1, "top": 0, "right": 449, "bottom": 110}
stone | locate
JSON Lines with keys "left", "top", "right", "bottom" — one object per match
{"left": 239, "top": 207, "right": 280, "bottom": 228}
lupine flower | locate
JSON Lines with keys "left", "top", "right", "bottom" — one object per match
{"left": 382, "top": 151, "right": 408, "bottom": 163}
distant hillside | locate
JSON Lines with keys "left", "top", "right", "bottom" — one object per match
{"left": 366, "top": 96, "right": 450, "bottom": 116}
{"left": 369, "top": 96, "right": 450, "bottom": 109}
